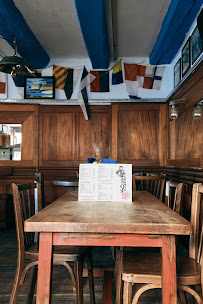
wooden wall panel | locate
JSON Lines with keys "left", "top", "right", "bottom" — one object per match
{"left": 42, "top": 113, "right": 74, "bottom": 161}
{"left": 21, "top": 114, "right": 34, "bottom": 160}
{"left": 169, "top": 109, "right": 203, "bottom": 159}
{"left": 78, "top": 112, "right": 111, "bottom": 160}
{"left": 118, "top": 109, "right": 159, "bottom": 160}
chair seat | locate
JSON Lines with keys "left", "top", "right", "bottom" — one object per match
{"left": 122, "top": 251, "right": 201, "bottom": 286}
{"left": 25, "top": 244, "right": 88, "bottom": 262}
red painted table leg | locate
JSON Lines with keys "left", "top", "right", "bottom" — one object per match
{"left": 162, "top": 235, "right": 177, "bottom": 304}
{"left": 36, "top": 232, "right": 53, "bottom": 304}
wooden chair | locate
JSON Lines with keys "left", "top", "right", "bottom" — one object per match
{"left": 10, "top": 181, "right": 95, "bottom": 304}
{"left": 165, "top": 180, "right": 184, "bottom": 214}
{"left": 115, "top": 180, "right": 185, "bottom": 304}
{"left": 121, "top": 183, "right": 203, "bottom": 304}
{"left": 132, "top": 175, "right": 165, "bottom": 201}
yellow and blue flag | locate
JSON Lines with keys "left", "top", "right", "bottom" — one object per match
{"left": 112, "top": 59, "right": 123, "bottom": 85}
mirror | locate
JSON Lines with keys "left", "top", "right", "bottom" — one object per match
{"left": 0, "top": 124, "right": 22, "bottom": 160}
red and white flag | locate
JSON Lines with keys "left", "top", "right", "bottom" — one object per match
{"left": 0, "top": 72, "right": 7, "bottom": 99}
{"left": 123, "top": 62, "right": 164, "bottom": 98}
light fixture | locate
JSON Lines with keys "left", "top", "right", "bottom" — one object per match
{"left": 169, "top": 101, "right": 178, "bottom": 119}
{"left": 0, "top": 37, "right": 35, "bottom": 77}
{"left": 192, "top": 101, "right": 202, "bottom": 119}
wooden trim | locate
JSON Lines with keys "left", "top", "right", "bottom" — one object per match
{"left": 41, "top": 160, "right": 86, "bottom": 167}
{"left": 73, "top": 113, "right": 79, "bottom": 161}
{"left": 168, "top": 61, "right": 203, "bottom": 103}
{"left": 111, "top": 104, "right": 118, "bottom": 159}
{"left": 179, "top": 79, "right": 203, "bottom": 116}
{"left": 33, "top": 105, "right": 39, "bottom": 169}
{"left": 159, "top": 104, "right": 168, "bottom": 166}
{"left": 39, "top": 105, "right": 111, "bottom": 113}
{"left": 119, "top": 159, "right": 160, "bottom": 166}
{"left": 118, "top": 103, "right": 160, "bottom": 111}
{"left": 0, "top": 104, "right": 36, "bottom": 111}
{"left": 167, "top": 159, "right": 201, "bottom": 167}
{"left": 39, "top": 111, "right": 43, "bottom": 168}
{"left": 0, "top": 160, "right": 36, "bottom": 167}
{"left": 168, "top": 62, "right": 203, "bottom": 116}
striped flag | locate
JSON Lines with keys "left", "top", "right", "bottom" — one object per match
{"left": 112, "top": 59, "right": 123, "bottom": 85}
{"left": 90, "top": 70, "right": 109, "bottom": 92}
{"left": 0, "top": 72, "right": 7, "bottom": 99}
{"left": 51, "top": 66, "right": 83, "bottom": 99}
{"left": 123, "top": 62, "right": 164, "bottom": 98}
{"left": 53, "top": 65, "right": 69, "bottom": 89}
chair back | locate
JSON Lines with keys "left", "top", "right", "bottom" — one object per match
{"left": 132, "top": 175, "right": 165, "bottom": 201}
{"left": 12, "top": 182, "right": 41, "bottom": 254}
{"left": 165, "top": 181, "right": 184, "bottom": 214}
{"left": 189, "top": 183, "right": 203, "bottom": 261}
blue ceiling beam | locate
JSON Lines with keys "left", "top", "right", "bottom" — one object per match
{"left": 150, "top": 0, "right": 203, "bottom": 65}
{"left": 74, "top": 0, "right": 109, "bottom": 69}
{"left": 0, "top": 0, "right": 50, "bottom": 69}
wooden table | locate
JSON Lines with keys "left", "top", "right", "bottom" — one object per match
{"left": 24, "top": 191, "right": 193, "bottom": 304}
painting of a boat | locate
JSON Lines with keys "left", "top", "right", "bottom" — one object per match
{"left": 25, "top": 77, "right": 55, "bottom": 99}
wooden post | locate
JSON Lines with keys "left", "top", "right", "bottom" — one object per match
{"left": 112, "top": 104, "right": 118, "bottom": 160}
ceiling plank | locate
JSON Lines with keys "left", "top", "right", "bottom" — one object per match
{"left": 74, "top": 0, "right": 109, "bottom": 69}
{"left": 0, "top": 0, "right": 50, "bottom": 68}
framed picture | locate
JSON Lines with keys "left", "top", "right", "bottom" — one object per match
{"left": 191, "top": 26, "right": 202, "bottom": 64}
{"left": 182, "top": 38, "right": 191, "bottom": 77}
{"left": 174, "top": 58, "right": 181, "bottom": 87}
{"left": 24, "top": 76, "right": 55, "bottom": 99}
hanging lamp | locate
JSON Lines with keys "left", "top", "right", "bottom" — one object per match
{"left": 0, "top": 37, "right": 35, "bottom": 77}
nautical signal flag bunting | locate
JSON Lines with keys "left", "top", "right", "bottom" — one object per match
{"left": 112, "top": 59, "right": 123, "bottom": 85}
{"left": 123, "top": 62, "right": 164, "bottom": 98}
{"left": 53, "top": 65, "right": 69, "bottom": 89}
{"left": 90, "top": 70, "right": 109, "bottom": 92}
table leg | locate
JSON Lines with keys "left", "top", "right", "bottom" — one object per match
{"left": 162, "top": 235, "right": 177, "bottom": 304}
{"left": 36, "top": 232, "right": 53, "bottom": 304}
{"left": 102, "top": 270, "right": 113, "bottom": 304}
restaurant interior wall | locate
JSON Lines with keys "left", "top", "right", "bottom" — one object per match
{"left": 6, "top": 56, "right": 173, "bottom": 100}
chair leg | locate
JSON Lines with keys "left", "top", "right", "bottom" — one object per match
{"left": 123, "top": 281, "right": 132, "bottom": 304}
{"left": 86, "top": 249, "right": 95, "bottom": 304}
{"left": 115, "top": 248, "right": 123, "bottom": 304}
{"left": 75, "top": 260, "right": 84, "bottom": 304}
{"left": 178, "top": 288, "right": 188, "bottom": 304}
{"left": 9, "top": 256, "right": 24, "bottom": 304}
{"left": 25, "top": 265, "right": 38, "bottom": 304}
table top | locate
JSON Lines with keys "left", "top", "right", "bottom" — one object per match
{"left": 24, "top": 191, "right": 193, "bottom": 235}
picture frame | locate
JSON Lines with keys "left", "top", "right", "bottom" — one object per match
{"left": 174, "top": 58, "right": 181, "bottom": 87}
{"left": 24, "top": 76, "right": 55, "bottom": 99}
{"left": 182, "top": 38, "right": 191, "bottom": 77}
{"left": 191, "top": 26, "right": 202, "bottom": 64}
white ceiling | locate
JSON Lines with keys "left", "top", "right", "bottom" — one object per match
{"left": 0, "top": 0, "right": 172, "bottom": 61}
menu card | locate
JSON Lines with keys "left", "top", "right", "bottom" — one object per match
{"left": 78, "top": 163, "right": 132, "bottom": 202}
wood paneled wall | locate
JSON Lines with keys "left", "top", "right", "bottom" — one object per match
{"left": 0, "top": 101, "right": 201, "bottom": 170}
{"left": 168, "top": 61, "right": 203, "bottom": 168}
{"left": 169, "top": 109, "right": 202, "bottom": 160}
{"left": 112, "top": 104, "right": 168, "bottom": 166}
{"left": 39, "top": 105, "right": 112, "bottom": 167}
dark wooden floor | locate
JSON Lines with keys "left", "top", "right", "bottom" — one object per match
{"left": 0, "top": 229, "right": 195, "bottom": 303}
